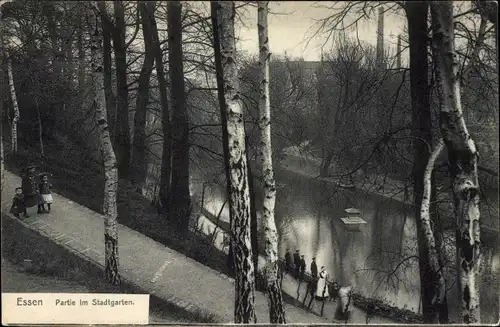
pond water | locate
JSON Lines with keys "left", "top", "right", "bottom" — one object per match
{"left": 191, "top": 151, "right": 499, "bottom": 323}
{"left": 273, "top": 165, "right": 421, "bottom": 311}
{"left": 194, "top": 155, "right": 421, "bottom": 310}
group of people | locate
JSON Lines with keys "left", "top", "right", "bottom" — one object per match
{"left": 284, "top": 249, "right": 331, "bottom": 299}
{"left": 10, "top": 163, "right": 54, "bottom": 218}
{"left": 284, "top": 249, "right": 307, "bottom": 280}
{"left": 283, "top": 249, "right": 354, "bottom": 321}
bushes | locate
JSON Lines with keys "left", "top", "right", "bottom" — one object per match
{"left": 352, "top": 293, "right": 423, "bottom": 323}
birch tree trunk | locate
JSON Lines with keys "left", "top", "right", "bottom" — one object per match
{"left": 112, "top": 0, "right": 131, "bottom": 180}
{"left": 257, "top": 2, "right": 285, "bottom": 323}
{"left": 217, "top": 1, "right": 256, "bottom": 323}
{"left": 431, "top": 2, "right": 482, "bottom": 323}
{"left": 97, "top": 2, "right": 117, "bottom": 143}
{"left": 167, "top": 1, "right": 191, "bottom": 232}
{"left": 7, "top": 54, "right": 19, "bottom": 154}
{"left": 420, "top": 139, "right": 446, "bottom": 317}
{"left": 89, "top": 1, "right": 120, "bottom": 286}
{"left": 132, "top": 1, "right": 155, "bottom": 188}
{"left": 406, "top": 2, "right": 449, "bottom": 322}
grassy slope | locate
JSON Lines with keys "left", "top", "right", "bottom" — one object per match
{"left": 4, "top": 142, "right": 232, "bottom": 278}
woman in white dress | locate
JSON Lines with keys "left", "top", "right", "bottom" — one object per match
{"left": 315, "top": 266, "right": 329, "bottom": 299}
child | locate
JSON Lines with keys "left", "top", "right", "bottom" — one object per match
{"left": 38, "top": 173, "right": 53, "bottom": 213}
{"left": 10, "top": 187, "right": 30, "bottom": 218}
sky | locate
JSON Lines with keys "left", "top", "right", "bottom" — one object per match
{"left": 234, "top": 1, "right": 408, "bottom": 62}
{"left": 1, "top": 0, "right": 476, "bottom": 66}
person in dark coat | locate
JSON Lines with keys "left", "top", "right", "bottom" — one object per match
{"left": 10, "top": 187, "right": 29, "bottom": 218}
{"left": 299, "top": 255, "right": 306, "bottom": 281}
{"left": 284, "top": 249, "right": 292, "bottom": 273}
{"left": 38, "top": 173, "right": 53, "bottom": 213}
{"left": 293, "top": 250, "right": 301, "bottom": 279}
{"left": 311, "top": 257, "right": 318, "bottom": 280}
{"left": 21, "top": 163, "right": 39, "bottom": 211}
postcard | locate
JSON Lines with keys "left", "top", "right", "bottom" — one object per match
{"left": 1, "top": 0, "right": 498, "bottom": 325}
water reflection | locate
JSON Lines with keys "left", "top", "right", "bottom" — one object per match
{"left": 273, "top": 166, "right": 421, "bottom": 311}
{"left": 190, "top": 160, "right": 499, "bottom": 322}
{"left": 192, "top": 165, "right": 421, "bottom": 312}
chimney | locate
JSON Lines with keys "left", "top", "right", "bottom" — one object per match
{"left": 396, "top": 34, "right": 402, "bottom": 69}
{"left": 376, "top": 7, "right": 384, "bottom": 68}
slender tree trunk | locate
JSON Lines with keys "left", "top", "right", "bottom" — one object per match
{"left": 396, "top": 34, "right": 402, "bottom": 69}
{"left": 474, "top": 0, "right": 498, "bottom": 126}
{"left": 35, "top": 99, "right": 44, "bottom": 158}
{"left": 147, "top": 1, "right": 172, "bottom": 213}
{"left": 210, "top": 0, "right": 234, "bottom": 275}
{"left": 320, "top": 151, "right": 334, "bottom": 177}
{"left": 495, "top": 22, "right": 499, "bottom": 127}
{"left": 66, "top": 52, "right": 75, "bottom": 86}
{"left": 1, "top": 10, "right": 5, "bottom": 189}
{"left": 210, "top": 199, "right": 227, "bottom": 244}
{"left": 257, "top": 2, "right": 286, "bottom": 323}
{"left": 245, "top": 137, "right": 259, "bottom": 274}
{"left": 430, "top": 176, "right": 449, "bottom": 322}
{"left": 0, "top": 115, "right": 3, "bottom": 193}
{"left": 77, "top": 4, "right": 86, "bottom": 101}
{"left": 218, "top": 1, "right": 256, "bottom": 323}
{"left": 431, "top": 2, "right": 482, "bottom": 323}
{"left": 167, "top": 1, "right": 191, "bottom": 232}
{"left": 111, "top": 0, "right": 130, "bottom": 180}
{"left": 406, "top": 2, "right": 446, "bottom": 323}
{"left": 62, "top": 4, "right": 75, "bottom": 85}
{"left": 320, "top": 106, "right": 343, "bottom": 177}
{"left": 315, "top": 58, "right": 326, "bottom": 149}
{"left": 60, "top": 2, "right": 75, "bottom": 85}
{"left": 317, "top": 61, "right": 335, "bottom": 177}
{"left": 98, "top": 2, "right": 117, "bottom": 143}
{"left": 65, "top": 37, "right": 74, "bottom": 84}
{"left": 474, "top": 0, "right": 498, "bottom": 26}
{"left": 45, "top": 2, "right": 60, "bottom": 75}
{"left": 461, "top": 17, "right": 487, "bottom": 87}
{"left": 420, "top": 139, "right": 447, "bottom": 316}
{"left": 132, "top": 1, "right": 155, "bottom": 188}
{"left": 7, "top": 55, "right": 19, "bottom": 154}
{"left": 90, "top": 0, "right": 120, "bottom": 286}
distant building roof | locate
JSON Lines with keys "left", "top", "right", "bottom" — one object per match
{"left": 345, "top": 208, "right": 361, "bottom": 215}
